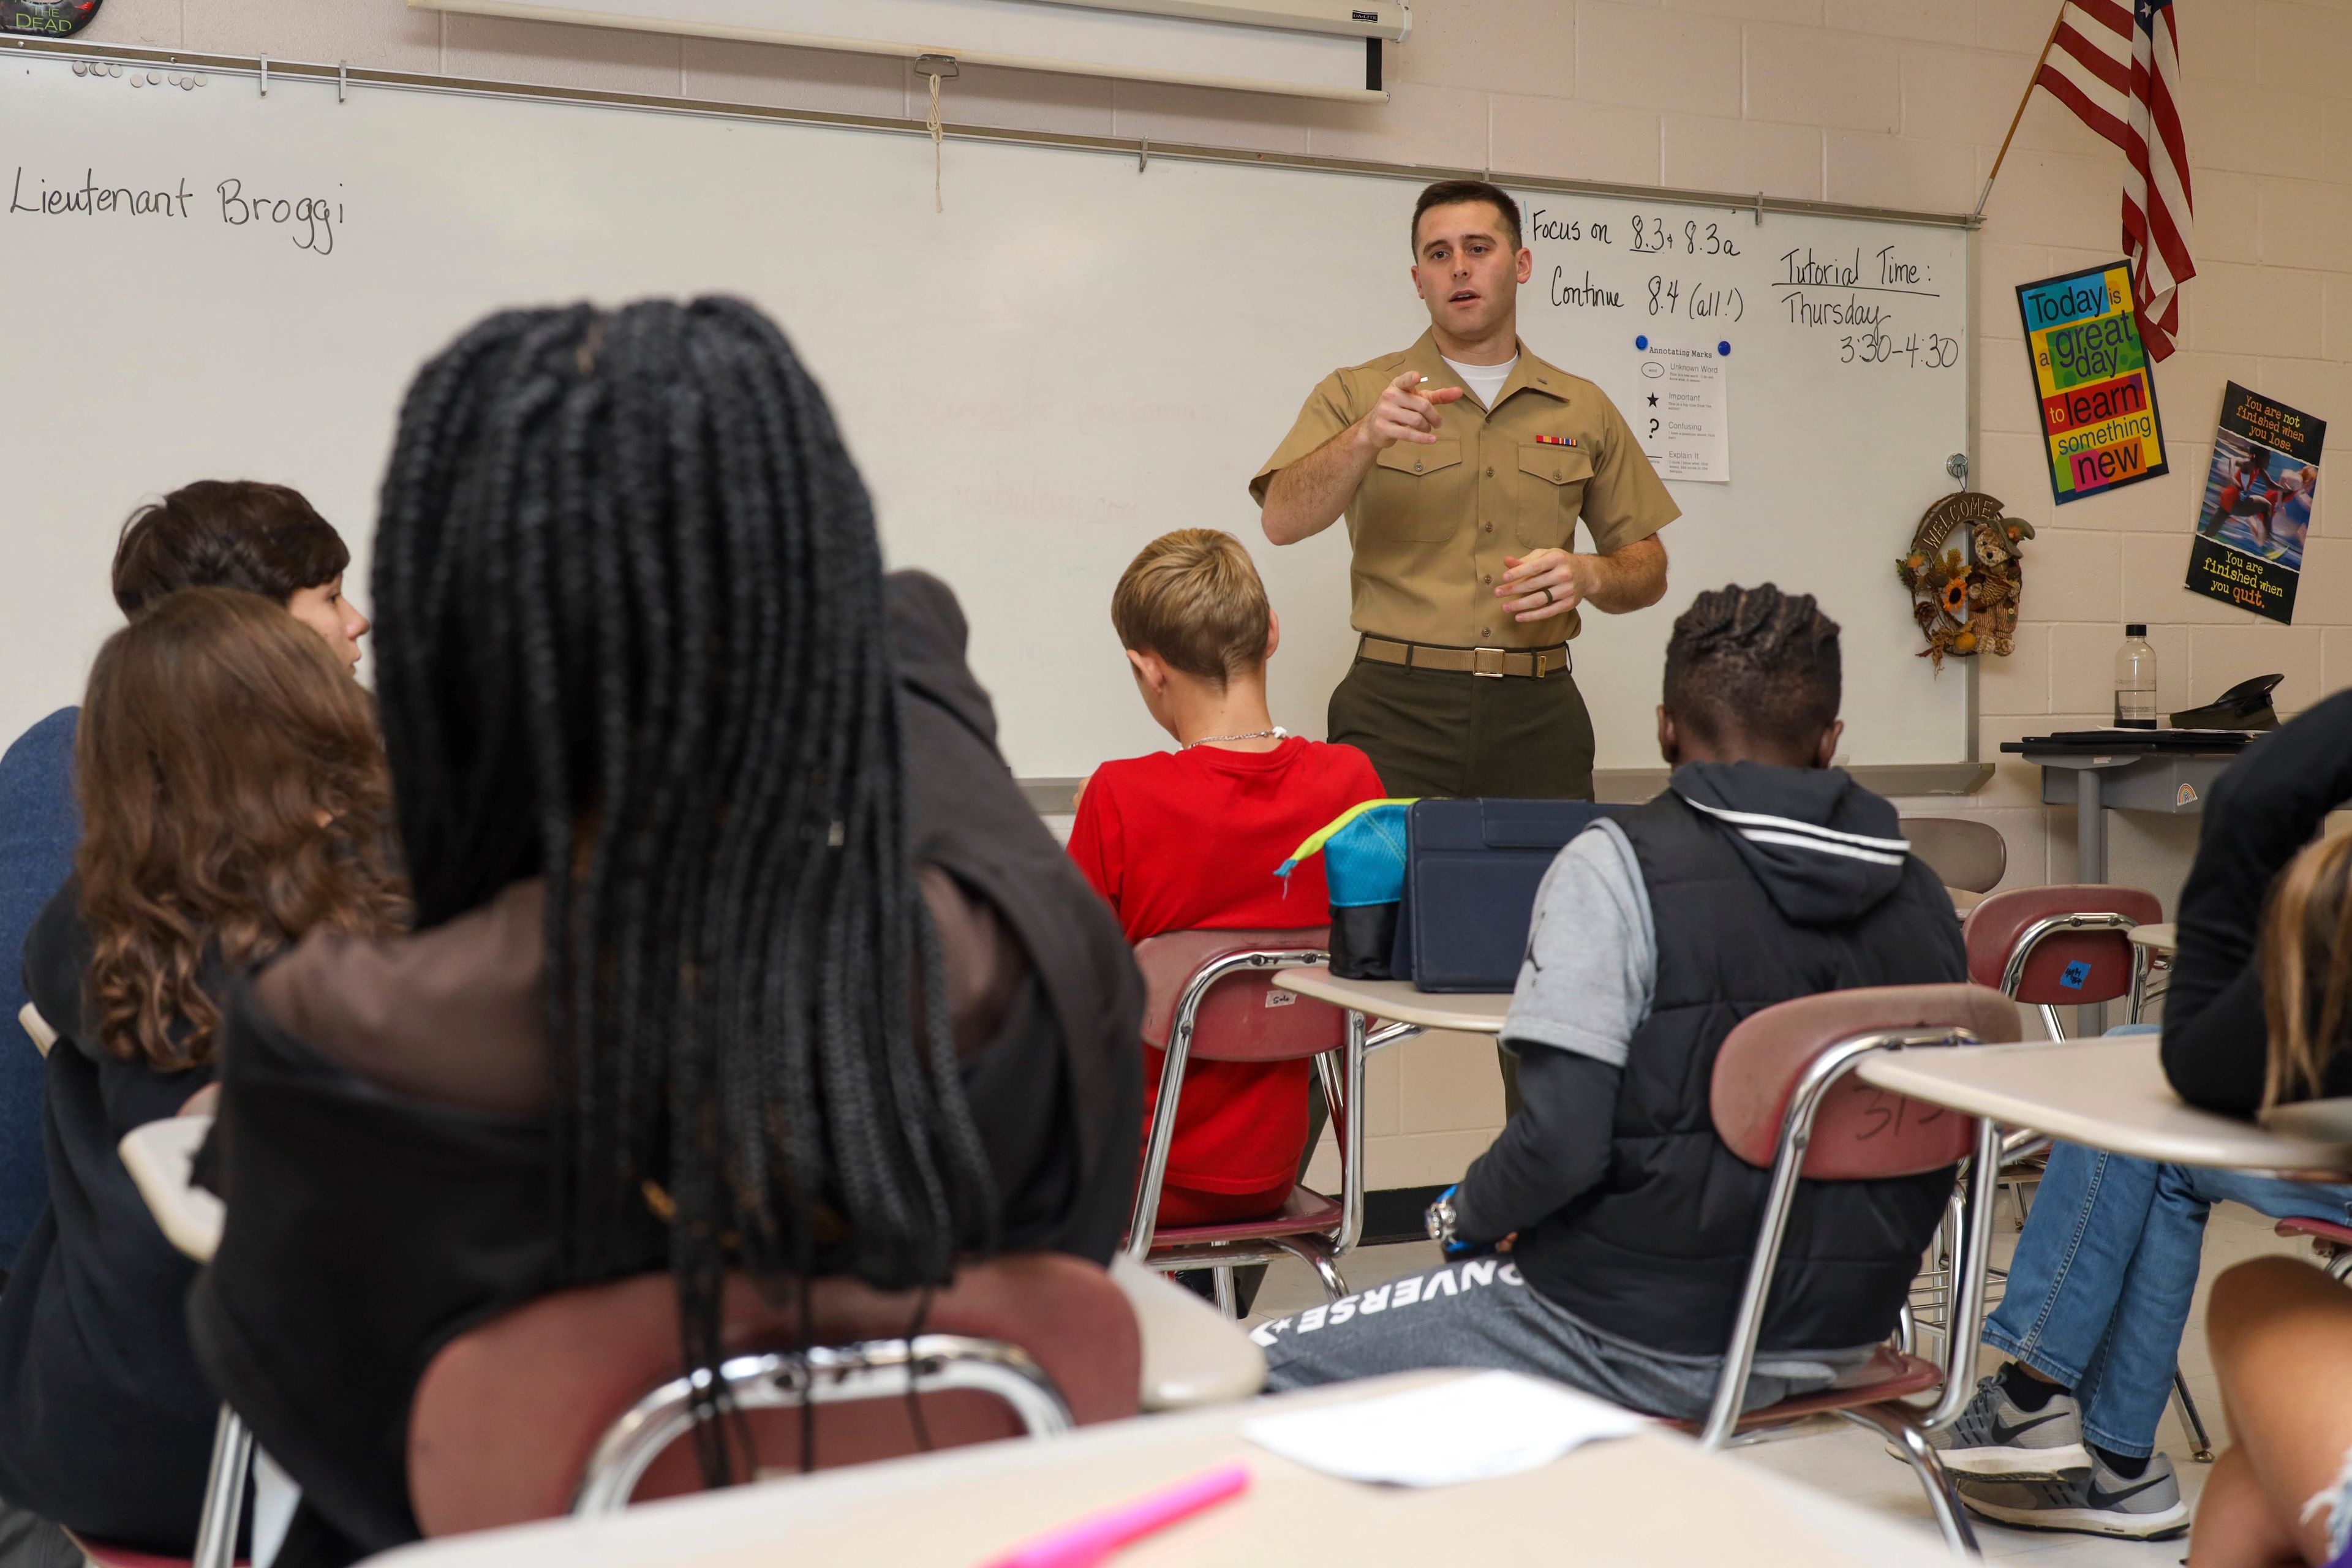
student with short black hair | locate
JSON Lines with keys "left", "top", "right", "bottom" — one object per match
{"left": 110, "top": 480, "right": 366, "bottom": 662}
{"left": 0, "top": 480, "right": 366, "bottom": 1281}
{"left": 1256, "top": 585, "right": 1966, "bottom": 1412}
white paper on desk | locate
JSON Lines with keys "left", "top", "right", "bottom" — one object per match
{"left": 1242, "top": 1370, "right": 1643, "bottom": 1487}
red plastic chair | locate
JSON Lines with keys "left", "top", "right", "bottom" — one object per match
{"left": 406, "top": 1254, "right": 1139, "bottom": 1536}
{"left": 1959, "top": 888, "right": 2225, "bottom": 1459}
{"left": 1965, "top": 884, "right": 2163, "bottom": 1040}
{"left": 1663, "top": 982, "right": 2020, "bottom": 1558}
{"left": 1123, "top": 927, "right": 1358, "bottom": 1316}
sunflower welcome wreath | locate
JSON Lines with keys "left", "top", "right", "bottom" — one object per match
{"left": 1894, "top": 491, "right": 2036, "bottom": 670}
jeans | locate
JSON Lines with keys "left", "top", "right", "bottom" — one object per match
{"left": 1983, "top": 1137, "right": 2352, "bottom": 1457}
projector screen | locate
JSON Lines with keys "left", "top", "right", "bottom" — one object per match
{"left": 409, "top": 0, "right": 1398, "bottom": 98}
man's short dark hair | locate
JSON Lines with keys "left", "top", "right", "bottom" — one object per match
{"left": 1662, "top": 584, "right": 1842, "bottom": 749}
{"left": 1411, "top": 179, "right": 1523, "bottom": 254}
{"left": 111, "top": 480, "right": 350, "bottom": 616}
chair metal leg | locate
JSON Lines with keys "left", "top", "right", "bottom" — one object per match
{"left": 1313, "top": 1052, "right": 1344, "bottom": 1129}
{"left": 1838, "top": 1405, "right": 1980, "bottom": 1559}
{"left": 1895, "top": 1301, "right": 1917, "bottom": 1358}
{"left": 2326, "top": 1246, "right": 2352, "bottom": 1285}
{"left": 1212, "top": 1266, "right": 1238, "bottom": 1317}
{"left": 2170, "top": 1371, "right": 2215, "bottom": 1463}
{"left": 191, "top": 1405, "right": 253, "bottom": 1568}
{"left": 1264, "top": 1235, "right": 1348, "bottom": 1303}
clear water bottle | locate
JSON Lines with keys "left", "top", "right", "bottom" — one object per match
{"left": 2114, "top": 624, "right": 2158, "bottom": 729}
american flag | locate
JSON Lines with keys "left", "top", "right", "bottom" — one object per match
{"left": 2032, "top": 0, "right": 2194, "bottom": 359}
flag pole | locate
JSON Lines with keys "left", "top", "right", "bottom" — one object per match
{"left": 1974, "top": 2, "right": 2070, "bottom": 220}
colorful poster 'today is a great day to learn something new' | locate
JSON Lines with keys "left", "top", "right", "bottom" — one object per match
{"left": 2017, "top": 262, "right": 2168, "bottom": 506}
{"left": 2187, "top": 383, "right": 2324, "bottom": 625}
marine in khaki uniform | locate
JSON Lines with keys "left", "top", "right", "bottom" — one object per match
{"left": 1252, "top": 179, "right": 1678, "bottom": 801}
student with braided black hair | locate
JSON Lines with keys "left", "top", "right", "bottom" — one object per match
{"left": 1256, "top": 584, "right": 1965, "bottom": 1407}
{"left": 185, "top": 298, "right": 1142, "bottom": 1567}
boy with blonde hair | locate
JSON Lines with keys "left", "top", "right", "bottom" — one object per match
{"left": 1071, "top": 529, "right": 1383, "bottom": 1229}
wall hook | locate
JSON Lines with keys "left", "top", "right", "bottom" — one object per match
{"left": 258, "top": 54, "right": 268, "bottom": 97}
{"left": 337, "top": 61, "right": 348, "bottom": 103}
{"left": 1946, "top": 452, "right": 1970, "bottom": 491}
{"left": 1139, "top": 136, "right": 1150, "bottom": 173}
{"left": 1752, "top": 190, "right": 1763, "bottom": 225}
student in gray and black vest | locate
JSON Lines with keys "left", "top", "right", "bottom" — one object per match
{"left": 1254, "top": 584, "right": 1965, "bottom": 1415}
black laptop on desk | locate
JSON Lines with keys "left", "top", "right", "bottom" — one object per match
{"left": 2002, "top": 674, "right": 2279, "bottom": 755}
{"left": 2003, "top": 729, "right": 2256, "bottom": 755}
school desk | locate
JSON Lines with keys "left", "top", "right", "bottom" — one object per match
{"left": 1999, "top": 736, "right": 2241, "bottom": 887}
{"left": 119, "top": 1112, "right": 221, "bottom": 1264}
{"left": 1277, "top": 973, "right": 2352, "bottom": 1172}
{"left": 356, "top": 1369, "right": 1954, "bottom": 1568}
{"left": 1853, "top": 1033, "right": 2352, "bottom": 1174}
{"left": 1269, "top": 969, "right": 1509, "bottom": 1041}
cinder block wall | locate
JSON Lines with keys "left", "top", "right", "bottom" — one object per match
{"left": 104, "top": 0, "right": 2345, "bottom": 1188}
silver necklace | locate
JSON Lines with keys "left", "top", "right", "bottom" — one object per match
{"left": 1186, "top": 724, "right": 1289, "bottom": 748}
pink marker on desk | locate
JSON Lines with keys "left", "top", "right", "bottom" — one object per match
{"left": 978, "top": 1463, "right": 1251, "bottom": 1568}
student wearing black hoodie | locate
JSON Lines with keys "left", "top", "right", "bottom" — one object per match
{"left": 189, "top": 303, "right": 1142, "bottom": 1567}
{"left": 1256, "top": 585, "right": 1966, "bottom": 1411}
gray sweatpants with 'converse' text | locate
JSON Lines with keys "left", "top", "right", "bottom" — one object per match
{"left": 1253, "top": 1256, "right": 1876, "bottom": 1420}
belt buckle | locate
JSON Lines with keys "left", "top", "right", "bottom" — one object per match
{"left": 1472, "top": 647, "right": 1507, "bottom": 679}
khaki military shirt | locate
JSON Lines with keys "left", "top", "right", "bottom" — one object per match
{"left": 1250, "top": 331, "right": 1678, "bottom": 649}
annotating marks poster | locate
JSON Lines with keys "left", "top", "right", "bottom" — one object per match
{"left": 2017, "top": 262, "right": 2168, "bottom": 506}
{"left": 2188, "top": 383, "right": 2323, "bottom": 625}
{"left": 1627, "top": 334, "right": 1730, "bottom": 483}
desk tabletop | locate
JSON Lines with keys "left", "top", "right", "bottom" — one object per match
{"left": 359, "top": 1371, "right": 1949, "bottom": 1568}
{"left": 117, "top": 1114, "right": 222, "bottom": 1265}
{"left": 1856, "top": 1036, "right": 2352, "bottom": 1172}
{"left": 2128, "top": 922, "right": 2178, "bottom": 952}
{"left": 1272, "top": 968, "right": 1510, "bottom": 1034}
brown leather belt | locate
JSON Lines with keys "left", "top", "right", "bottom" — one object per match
{"left": 1357, "top": 636, "right": 1572, "bottom": 679}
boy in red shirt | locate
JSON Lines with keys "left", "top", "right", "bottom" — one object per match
{"left": 1069, "top": 529, "right": 1384, "bottom": 1228}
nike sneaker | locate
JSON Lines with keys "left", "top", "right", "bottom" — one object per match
{"left": 1956, "top": 1451, "right": 2190, "bottom": 1539}
{"left": 1913, "top": 1373, "right": 2092, "bottom": 1479}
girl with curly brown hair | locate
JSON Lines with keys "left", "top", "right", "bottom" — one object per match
{"left": 0, "top": 587, "right": 405, "bottom": 1556}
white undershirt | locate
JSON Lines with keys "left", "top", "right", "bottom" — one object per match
{"left": 1442, "top": 353, "right": 1517, "bottom": 409}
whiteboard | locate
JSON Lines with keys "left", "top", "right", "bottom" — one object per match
{"left": 0, "top": 50, "right": 1972, "bottom": 781}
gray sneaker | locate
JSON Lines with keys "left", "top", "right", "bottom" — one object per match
{"left": 1919, "top": 1373, "right": 2093, "bottom": 1479}
{"left": 1956, "top": 1452, "right": 2190, "bottom": 1539}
